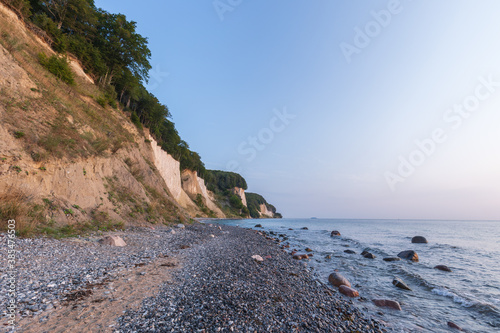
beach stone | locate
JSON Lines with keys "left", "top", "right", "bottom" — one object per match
{"left": 301, "top": 227, "right": 309, "bottom": 230}
{"left": 372, "top": 299, "right": 402, "bottom": 311}
{"left": 176, "top": 224, "right": 185, "bottom": 229}
{"left": 305, "top": 248, "right": 313, "bottom": 252}
{"left": 447, "top": 321, "right": 463, "bottom": 330}
{"left": 434, "top": 265, "right": 452, "bottom": 272}
{"left": 411, "top": 236, "right": 428, "bottom": 244}
{"left": 98, "top": 236, "right": 126, "bottom": 247}
{"left": 254, "top": 224, "right": 262, "bottom": 228}
{"left": 251, "top": 255, "right": 263, "bottom": 262}
{"left": 166, "top": 228, "right": 176, "bottom": 234}
{"left": 179, "top": 245, "right": 190, "bottom": 249}
{"left": 330, "top": 230, "right": 341, "bottom": 236}
{"left": 292, "top": 253, "right": 308, "bottom": 260}
{"left": 338, "top": 285, "right": 359, "bottom": 297}
{"left": 383, "top": 257, "right": 401, "bottom": 262}
{"left": 325, "top": 254, "right": 332, "bottom": 259}
{"left": 363, "top": 252, "right": 376, "bottom": 259}
{"left": 344, "top": 250, "right": 356, "bottom": 254}
{"left": 397, "top": 250, "right": 419, "bottom": 262}
{"left": 392, "top": 277, "right": 412, "bottom": 291}
{"left": 328, "top": 272, "right": 351, "bottom": 287}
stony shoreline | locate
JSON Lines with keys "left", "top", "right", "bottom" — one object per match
{"left": 1, "top": 223, "right": 387, "bottom": 332}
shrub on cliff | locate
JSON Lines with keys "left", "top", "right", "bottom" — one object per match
{"left": 38, "top": 52, "right": 74, "bottom": 85}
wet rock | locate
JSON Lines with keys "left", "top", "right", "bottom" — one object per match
{"left": 254, "top": 224, "right": 262, "bottom": 228}
{"left": 328, "top": 272, "right": 351, "bottom": 287}
{"left": 434, "top": 265, "right": 452, "bottom": 272}
{"left": 288, "top": 228, "right": 293, "bottom": 230}
{"left": 383, "top": 257, "right": 401, "bottom": 262}
{"left": 411, "top": 236, "right": 428, "bottom": 244}
{"left": 344, "top": 250, "right": 356, "bottom": 254}
{"left": 447, "top": 321, "right": 463, "bottom": 330}
{"left": 292, "top": 253, "right": 309, "bottom": 260}
{"left": 397, "top": 250, "right": 419, "bottom": 262}
{"left": 363, "top": 252, "right": 376, "bottom": 259}
{"left": 330, "top": 230, "right": 341, "bottom": 237}
{"left": 325, "top": 254, "right": 332, "bottom": 259}
{"left": 301, "top": 227, "right": 309, "bottom": 230}
{"left": 392, "top": 277, "right": 412, "bottom": 291}
{"left": 339, "top": 285, "right": 359, "bottom": 297}
{"left": 305, "top": 248, "right": 313, "bottom": 252}
{"left": 372, "top": 299, "right": 402, "bottom": 311}
{"left": 98, "top": 236, "right": 126, "bottom": 247}
{"left": 251, "top": 255, "right": 263, "bottom": 262}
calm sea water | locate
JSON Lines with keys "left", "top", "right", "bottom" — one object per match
{"left": 217, "top": 218, "right": 500, "bottom": 332}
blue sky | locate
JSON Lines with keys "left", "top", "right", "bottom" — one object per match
{"left": 95, "top": 1, "right": 500, "bottom": 220}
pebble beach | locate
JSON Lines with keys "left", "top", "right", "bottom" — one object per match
{"left": 1, "top": 223, "right": 386, "bottom": 332}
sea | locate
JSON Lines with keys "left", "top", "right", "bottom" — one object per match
{"left": 216, "top": 218, "right": 500, "bottom": 332}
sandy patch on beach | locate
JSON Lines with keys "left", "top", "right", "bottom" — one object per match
{"left": 17, "top": 256, "right": 180, "bottom": 333}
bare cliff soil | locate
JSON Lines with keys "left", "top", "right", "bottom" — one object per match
{"left": 0, "top": 2, "right": 202, "bottom": 236}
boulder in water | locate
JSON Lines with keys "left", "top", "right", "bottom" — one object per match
{"left": 434, "top": 265, "right": 452, "bottom": 272}
{"left": 305, "top": 248, "right": 313, "bottom": 252}
{"left": 411, "top": 236, "right": 428, "bottom": 244}
{"left": 383, "top": 257, "right": 401, "bottom": 262}
{"left": 254, "top": 224, "right": 262, "bottom": 228}
{"left": 397, "top": 250, "right": 419, "bottom": 262}
{"left": 372, "top": 299, "right": 402, "bottom": 311}
{"left": 328, "top": 272, "right": 351, "bottom": 287}
{"left": 447, "top": 321, "right": 463, "bottom": 331}
{"left": 392, "top": 277, "right": 412, "bottom": 291}
{"left": 330, "top": 230, "right": 341, "bottom": 236}
{"left": 344, "top": 250, "right": 356, "bottom": 254}
{"left": 301, "top": 227, "right": 309, "bottom": 230}
{"left": 363, "top": 252, "right": 376, "bottom": 259}
{"left": 339, "top": 285, "right": 359, "bottom": 297}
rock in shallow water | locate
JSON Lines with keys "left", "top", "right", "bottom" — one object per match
{"left": 344, "top": 250, "right": 356, "bottom": 254}
{"left": 330, "top": 230, "right": 341, "bottom": 236}
{"left": 328, "top": 272, "right": 351, "bottom": 288}
{"left": 434, "top": 265, "right": 452, "bottom": 272}
{"left": 339, "top": 285, "right": 359, "bottom": 297}
{"left": 411, "top": 236, "right": 428, "bottom": 244}
{"left": 397, "top": 250, "right": 419, "bottom": 262}
{"left": 392, "top": 277, "right": 412, "bottom": 291}
{"left": 383, "top": 257, "right": 401, "bottom": 262}
{"left": 363, "top": 252, "right": 376, "bottom": 259}
{"left": 372, "top": 299, "right": 402, "bottom": 311}
{"left": 447, "top": 321, "right": 463, "bottom": 330}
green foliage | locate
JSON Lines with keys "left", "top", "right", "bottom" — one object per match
{"left": 229, "top": 194, "right": 244, "bottom": 210}
{"left": 13, "top": 130, "right": 25, "bottom": 138}
{"left": 204, "top": 170, "right": 248, "bottom": 193}
{"left": 38, "top": 53, "right": 74, "bottom": 85}
{"left": 2, "top": 0, "right": 32, "bottom": 18}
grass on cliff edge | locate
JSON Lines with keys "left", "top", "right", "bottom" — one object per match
{"left": 0, "top": 191, "right": 125, "bottom": 238}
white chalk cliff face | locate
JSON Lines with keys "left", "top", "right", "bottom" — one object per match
{"left": 259, "top": 203, "right": 274, "bottom": 218}
{"left": 149, "top": 136, "right": 197, "bottom": 210}
{"left": 232, "top": 187, "right": 247, "bottom": 207}
{"left": 181, "top": 170, "right": 225, "bottom": 218}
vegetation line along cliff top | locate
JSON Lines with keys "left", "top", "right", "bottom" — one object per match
{"left": 0, "top": 0, "right": 281, "bottom": 237}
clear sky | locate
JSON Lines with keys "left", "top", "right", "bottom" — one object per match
{"left": 95, "top": 0, "right": 500, "bottom": 220}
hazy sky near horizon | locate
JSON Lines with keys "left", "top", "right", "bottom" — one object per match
{"left": 95, "top": 0, "right": 500, "bottom": 220}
